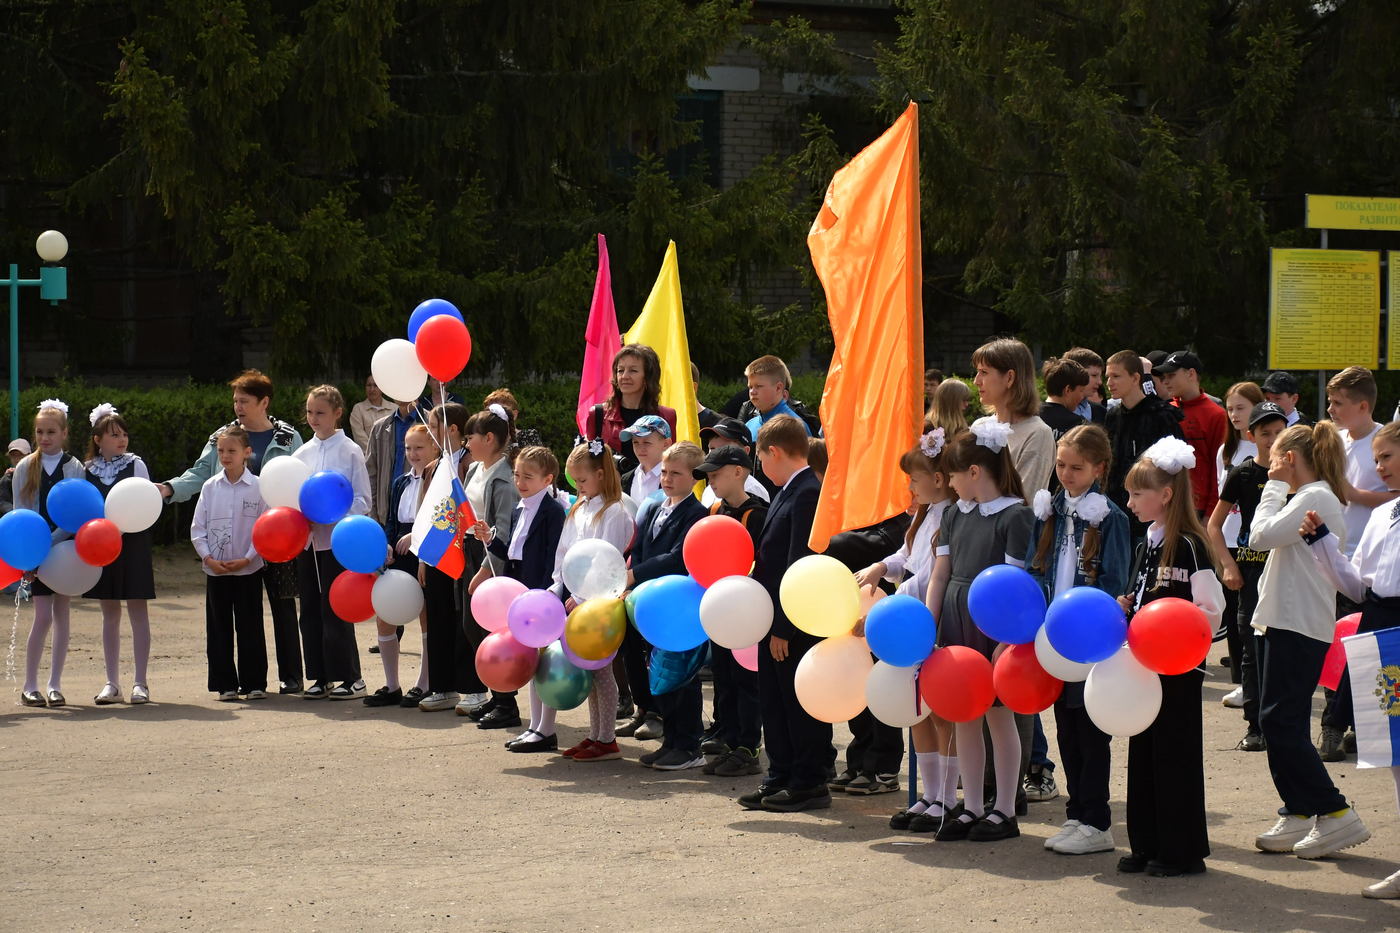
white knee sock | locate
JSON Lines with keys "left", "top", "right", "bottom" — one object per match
{"left": 955, "top": 718, "right": 986, "bottom": 819}
{"left": 101, "top": 601, "right": 122, "bottom": 685}
{"left": 525, "top": 687, "right": 557, "bottom": 737}
{"left": 378, "top": 634, "right": 400, "bottom": 691}
{"left": 128, "top": 600, "right": 151, "bottom": 685}
{"left": 915, "top": 752, "right": 940, "bottom": 810}
{"left": 987, "top": 706, "right": 1023, "bottom": 821}
{"left": 48, "top": 596, "right": 71, "bottom": 691}
{"left": 940, "top": 754, "right": 960, "bottom": 810}
{"left": 415, "top": 628, "right": 430, "bottom": 692}
{"left": 24, "top": 596, "right": 53, "bottom": 693}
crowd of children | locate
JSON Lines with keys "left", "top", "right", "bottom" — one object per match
{"left": 9, "top": 343, "right": 1400, "bottom": 898}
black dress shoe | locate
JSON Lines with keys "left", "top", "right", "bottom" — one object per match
{"left": 399, "top": 687, "right": 425, "bottom": 708}
{"left": 476, "top": 705, "right": 521, "bottom": 729}
{"left": 1237, "top": 729, "right": 1267, "bottom": 752}
{"left": 363, "top": 686, "right": 403, "bottom": 707}
{"left": 739, "top": 784, "right": 783, "bottom": 810}
{"left": 968, "top": 810, "right": 1020, "bottom": 842}
{"left": 279, "top": 680, "right": 303, "bottom": 695}
{"left": 891, "top": 799, "right": 937, "bottom": 831}
{"left": 935, "top": 810, "right": 976, "bottom": 842}
{"left": 615, "top": 712, "right": 646, "bottom": 737}
{"left": 761, "top": 785, "right": 832, "bottom": 812}
{"left": 1117, "top": 853, "right": 1148, "bottom": 873}
{"left": 507, "top": 731, "right": 559, "bottom": 753}
{"left": 907, "top": 802, "right": 952, "bottom": 834}
{"left": 1146, "top": 858, "right": 1206, "bottom": 877}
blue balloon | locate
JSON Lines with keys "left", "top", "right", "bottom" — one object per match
{"left": 299, "top": 471, "right": 354, "bottom": 525}
{"left": 47, "top": 478, "right": 105, "bottom": 534}
{"left": 1044, "top": 586, "right": 1127, "bottom": 664}
{"left": 633, "top": 574, "right": 707, "bottom": 651}
{"left": 407, "top": 298, "right": 463, "bottom": 342}
{"left": 864, "top": 594, "right": 937, "bottom": 667}
{"left": 0, "top": 509, "right": 53, "bottom": 570}
{"left": 330, "top": 515, "right": 388, "bottom": 574}
{"left": 967, "top": 564, "right": 1047, "bottom": 645}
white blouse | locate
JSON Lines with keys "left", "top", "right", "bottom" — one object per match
{"left": 396, "top": 471, "right": 424, "bottom": 525}
{"left": 551, "top": 496, "right": 636, "bottom": 594}
{"left": 1216, "top": 440, "right": 1256, "bottom": 547}
{"left": 190, "top": 470, "right": 265, "bottom": 576}
{"left": 292, "top": 430, "right": 372, "bottom": 551}
{"left": 1309, "top": 498, "right": 1400, "bottom": 602}
{"left": 882, "top": 502, "right": 945, "bottom": 599}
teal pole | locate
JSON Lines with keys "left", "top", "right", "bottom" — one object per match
{"left": 9, "top": 263, "right": 18, "bottom": 441}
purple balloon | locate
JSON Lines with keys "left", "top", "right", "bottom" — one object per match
{"left": 507, "top": 589, "right": 567, "bottom": 649}
{"left": 560, "top": 637, "right": 617, "bottom": 672}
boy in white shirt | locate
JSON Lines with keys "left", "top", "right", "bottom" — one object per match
{"left": 191, "top": 426, "right": 267, "bottom": 701}
{"left": 621, "top": 415, "right": 672, "bottom": 509}
{"left": 1325, "top": 367, "right": 1397, "bottom": 558}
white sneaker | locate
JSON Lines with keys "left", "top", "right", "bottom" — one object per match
{"left": 1255, "top": 814, "right": 1313, "bottom": 852}
{"left": 217, "top": 691, "right": 239, "bottom": 702}
{"left": 1053, "top": 823, "right": 1115, "bottom": 855}
{"left": 418, "top": 691, "right": 460, "bottom": 711}
{"left": 1045, "top": 819, "right": 1081, "bottom": 850}
{"left": 94, "top": 683, "right": 122, "bottom": 705}
{"left": 1293, "top": 808, "right": 1370, "bottom": 859}
{"left": 455, "top": 692, "right": 490, "bottom": 715}
{"left": 1364, "top": 867, "right": 1400, "bottom": 899}
{"left": 245, "top": 689, "right": 267, "bottom": 700}
{"left": 1221, "top": 686, "right": 1244, "bottom": 709}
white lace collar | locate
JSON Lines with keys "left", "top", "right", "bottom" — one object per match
{"left": 956, "top": 495, "right": 1021, "bottom": 517}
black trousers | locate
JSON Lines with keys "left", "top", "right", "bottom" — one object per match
{"left": 1322, "top": 594, "right": 1400, "bottom": 733}
{"left": 710, "top": 643, "right": 761, "bottom": 750}
{"left": 758, "top": 631, "right": 834, "bottom": 790}
{"left": 261, "top": 562, "right": 302, "bottom": 685}
{"left": 621, "top": 621, "right": 654, "bottom": 714}
{"left": 1258, "top": 626, "right": 1349, "bottom": 816}
{"left": 1222, "top": 550, "right": 1242, "bottom": 683}
{"left": 424, "top": 566, "right": 485, "bottom": 696}
{"left": 1054, "top": 689, "right": 1111, "bottom": 831}
{"left": 1126, "top": 668, "right": 1209, "bottom": 865}
{"left": 206, "top": 574, "right": 266, "bottom": 693}
{"left": 1234, "top": 560, "right": 1265, "bottom": 729}
{"left": 654, "top": 676, "right": 704, "bottom": 754}
{"left": 296, "top": 550, "right": 362, "bottom": 684}
{"left": 846, "top": 709, "right": 905, "bottom": 776}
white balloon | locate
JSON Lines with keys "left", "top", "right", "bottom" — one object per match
{"left": 372, "top": 338, "right": 428, "bottom": 403}
{"left": 104, "top": 477, "right": 162, "bottom": 533}
{"left": 37, "top": 540, "right": 103, "bottom": 596}
{"left": 372, "top": 569, "right": 425, "bottom": 625}
{"left": 1084, "top": 645, "right": 1163, "bottom": 737}
{"left": 794, "top": 634, "right": 873, "bottom": 724}
{"left": 865, "top": 661, "right": 930, "bottom": 727}
{"left": 561, "top": 539, "right": 627, "bottom": 601}
{"left": 1035, "top": 624, "right": 1093, "bottom": 682}
{"left": 259, "top": 457, "right": 311, "bottom": 509}
{"left": 699, "top": 575, "right": 773, "bottom": 649}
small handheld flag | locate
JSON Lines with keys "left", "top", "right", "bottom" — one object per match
{"left": 411, "top": 458, "right": 477, "bottom": 580}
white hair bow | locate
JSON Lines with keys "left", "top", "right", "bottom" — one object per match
{"left": 89, "top": 402, "right": 119, "bottom": 427}
{"left": 970, "top": 416, "right": 1013, "bottom": 454}
{"left": 37, "top": 398, "right": 69, "bottom": 417}
{"left": 1032, "top": 488, "right": 1053, "bottom": 521}
{"left": 1076, "top": 492, "right": 1111, "bottom": 526}
{"left": 588, "top": 437, "right": 605, "bottom": 456}
{"left": 488, "top": 403, "right": 509, "bottom": 423}
{"left": 1142, "top": 436, "right": 1196, "bottom": 475}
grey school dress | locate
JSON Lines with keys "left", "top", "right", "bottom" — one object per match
{"left": 935, "top": 498, "right": 1035, "bottom": 659}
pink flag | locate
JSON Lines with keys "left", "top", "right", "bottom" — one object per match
{"left": 576, "top": 233, "right": 621, "bottom": 435}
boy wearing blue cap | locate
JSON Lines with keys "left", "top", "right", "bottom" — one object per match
{"left": 621, "top": 414, "right": 672, "bottom": 510}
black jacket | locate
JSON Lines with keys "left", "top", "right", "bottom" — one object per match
{"left": 710, "top": 495, "right": 769, "bottom": 551}
{"left": 486, "top": 493, "right": 567, "bottom": 590}
{"left": 1104, "top": 393, "right": 1185, "bottom": 534}
{"left": 630, "top": 495, "right": 708, "bottom": 585}
{"left": 753, "top": 468, "right": 821, "bottom": 640}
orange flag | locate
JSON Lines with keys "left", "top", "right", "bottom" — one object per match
{"left": 807, "top": 102, "right": 924, "bottom": 552}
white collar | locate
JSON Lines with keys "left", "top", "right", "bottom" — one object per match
{"left": 311, "top": 430, "right": 347, "bottom": 447}
{"left": 516, "top": 487, "right": 551, "bottom": 512}
{"left": 957, "top": 495, "right": 1021, "bottom": 516}
{"left": 1146, "top": 522, "right": 1166, "bottom": 547}
{"left": 782, "top": 465, "right": 811, "bottom": 490}
{"left": 220, "top": 469, "right": 254, "bottom": 487}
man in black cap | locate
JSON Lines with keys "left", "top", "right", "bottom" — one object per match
{"left": 1261, "top": 371, "right": 1310, "bottom": 427}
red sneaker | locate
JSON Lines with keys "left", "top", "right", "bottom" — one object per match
{"left": 562, "top": 740, "right": 594, "bottom": 758}
{"left": 572, "top": 740, "right": 621, "bottom": 761}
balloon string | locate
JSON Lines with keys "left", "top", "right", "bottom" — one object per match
{"left": 413, "top": 404, "right": 444, "bottom": 454}
{"left": 6, "top": 589, "right": 18, "bottom": 685}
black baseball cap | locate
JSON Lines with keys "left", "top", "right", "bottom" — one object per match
{"left": 693, "top": 445, "right": 751, "bottom": 478}
{"left": 1157, "top": 350, "right": 1203, "bottom": 374}
{"left": 700, "top": 417, "right": 750, "bottom": 445}
{"left": 1261, "top": 371, "right": 1300, "bottom": 395}
{"left": 1248, "top": 401, "right": 1287, "bottom": 429}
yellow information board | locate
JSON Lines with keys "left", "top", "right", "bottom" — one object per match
{"left": 1390, "top": 252, "right": 1399, "bottom": 371}
{"left": 1305, "top": 194, "right": 1400, "bottom": 231}
{"left": 1268, "top": 249, "right": 1379, "bottom": 370}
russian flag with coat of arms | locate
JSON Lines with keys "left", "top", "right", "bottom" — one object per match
{"left": 1341, "top": 625, "right": 1400, "bottom": 768}
{"left": 411, "top": 456, "right": 475, "bottom": 580}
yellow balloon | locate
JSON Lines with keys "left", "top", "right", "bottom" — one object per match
{"left": 779, "top": 554, "right": 860, "bottom": 638}
{"left": 564, "top": 597, "right": 626, "bottom": 660}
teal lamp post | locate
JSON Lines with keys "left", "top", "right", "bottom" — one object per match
{"left": 5, "top": 230, "right": 68, "bottom": 440}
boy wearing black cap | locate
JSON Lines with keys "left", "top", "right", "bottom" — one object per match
{"left": 1261, "top": 372, "right": 1310, "bottom": 427}
{"left": 694, "top": 445, "right": 768, "bottom": 776}
{"left": 1157, "top": 350, "right": 1228, "bottom": 517}
{"left": 699, "top": 417, "right": 770, "bottom": 508}
{"left": 1207, "top": 401, "right": 1289, "bottom": 752}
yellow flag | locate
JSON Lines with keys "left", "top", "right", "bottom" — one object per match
{"left": 624, "top": 240, "right": 700, "bottom": 447}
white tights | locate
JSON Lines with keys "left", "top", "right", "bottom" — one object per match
{"left": 587, "top": 665, "right": 619, "bottom": 743}
{"left": 955, "top": 706, "right": 1021, "bottom": 822}
{"left": 528, "top": 685, "right": 558, "bottom": 737}
{"left": 101, "top": 599, "right": 151, "bottom": 687}
{"left": 24, "top": 595, "right": 71, "bottom": 693}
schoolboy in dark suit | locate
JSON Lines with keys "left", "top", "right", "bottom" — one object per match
{"left": 740, "top": 415, "right": 833, "bottom": 812}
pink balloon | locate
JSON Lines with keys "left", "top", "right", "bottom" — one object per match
{"left": 1319, "top": 613, "right": 1362, "bottom": 690}
{"left": 471, "top": 576, "right": 528, "bottom": 632}
{"left": 507, "top": 589, "right": 568, "bottom": 649}
{"left": 733, "top": 644, "right": 759, "bottom": 672}
{"left": 475, "top": 631, "right": 538, "bottom": 692}
{"left": 560, "top": 638, "right": 617, "bottom": 672}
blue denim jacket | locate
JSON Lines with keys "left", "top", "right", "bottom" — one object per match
{"left": 1025, "top": 484, "right": 1132, "bottom": 601}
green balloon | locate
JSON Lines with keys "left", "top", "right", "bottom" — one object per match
{"left": 625, "top": 578, "right": 658, "bottom": 626}
{"left": 534, "top": 642, "right": 593, "bottom": 711}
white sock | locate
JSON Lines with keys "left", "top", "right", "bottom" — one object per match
{"left": 527, "top": 686, "right": 556, "bottom": 737}
{"left": 378, "top": 635, "right": 400, "bottom": 691}
{"left": 941, "top": 754, "right": 960, "bottom": 810}
{"left": 955, "top": 718, "right": 986, "bottom": 819}
{"left": 916, "top": 751, "right": 940, "bottom": 808}
{"left": 415, "top": 629, "right": 430, "bottom": 692}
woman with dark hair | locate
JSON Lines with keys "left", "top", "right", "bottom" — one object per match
{"left": 586, "top": 345, "right": 678, "bottom": 476}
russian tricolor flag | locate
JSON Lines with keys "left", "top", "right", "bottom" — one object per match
{"left": 411, "top": 457, "right": 476, "bottom": 580}
{"left": 1342, "top": 624, "right": 1400, "bottom": 768}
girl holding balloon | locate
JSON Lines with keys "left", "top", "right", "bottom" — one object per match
{"left": 1026, "top": 424, "right": 1131, "bottom": 855}
{"left": 1117, "top": 437, "right": 1224, "bottom": 877}
{"left": 292, "top": 385, "right": 372, "bottom": 701}
{"left": 16, "top": 399, "right": 85, "bottom": 707}
{"left": 923, "top": 421, "right": 1034, "bottom": 842}
{"left": 551, "top": 441, "right": 634, "bottom": 760}
{"left": 83, "top": 404, "right": 156, "bottom": 706}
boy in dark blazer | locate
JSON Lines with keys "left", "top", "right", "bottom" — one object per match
{"left": 624, "top": 442, "right": 709, "bottom": 767}
{"left": 473, "top": 446, "right": 565, "bottom": 729}
{"left": 740, "top": 415, "right": 833, "bottom": 812}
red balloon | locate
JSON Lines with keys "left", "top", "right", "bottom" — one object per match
{"left": 1319, "top": 613, "right": 1363, "bottom": 690}
{"left": 329, "top": 571, "right": 377, "bottom": 623}
{"left": 683, "top": 515, "right": 755, "bottom": 587}
{"left": 414, "top": 314, "right": 473, "bottom": 383}
{"left": 252, "top": 507, "right": 311, "bottom": 563}
{"left": 993, "top": 642, "right": 1063, "bottom": 714}
{"left": 918, "top": 645, "right": 996, "bottom": 722}
{"left": 1128, "top": 597, "right": 1212, "bottom": 675}
{"left": 475, "top": 630, "right": 539, "bottom": 692}
{"left": 0, "top": 557, "right": 21, "bottom": 589}
{"left": 75, "top": 519, "right": 123, "bottom": 567}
